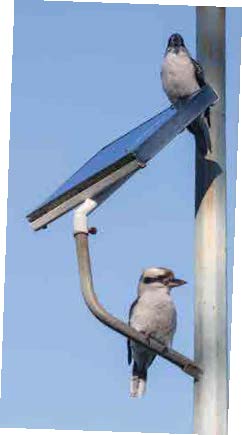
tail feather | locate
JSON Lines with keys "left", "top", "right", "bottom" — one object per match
{"left": 205, "top": 106, "right": 211, "bottom": 128}
{"left": 130, "top": 362, "right": 147, "bottom": 398}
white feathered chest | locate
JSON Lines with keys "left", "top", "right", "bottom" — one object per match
{"left": 161, "top": 50, "right": 200, "bottom": 103}
{"left": 130, "top": 289, "right": 177, "bottom": 344}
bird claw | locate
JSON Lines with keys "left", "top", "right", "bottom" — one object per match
{"left": 141, "top": 331, "right": 152, "bottom": 345}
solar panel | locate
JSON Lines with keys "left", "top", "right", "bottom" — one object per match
{"left": 27, "top": 85, "right": 218, "bottom": 230}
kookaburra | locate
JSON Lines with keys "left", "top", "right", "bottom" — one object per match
{"left": 128, "top": 267, "right": 186, "bottom": 398}
{"left": 161, "top": 33, "right": 211, "bottom": 156}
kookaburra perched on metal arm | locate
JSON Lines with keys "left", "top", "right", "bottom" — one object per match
{"left": 161, "top": 33, "right": 211, "bottom": 156}
{"left": 128, "top": 267, "right": 187, "bottom": 398}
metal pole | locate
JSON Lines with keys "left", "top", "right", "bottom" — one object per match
{"left": 194, "top": 7, "right": 228, "bottom": 435}
{"left": 74, "top": 229, "right": 202, "bottom": 380}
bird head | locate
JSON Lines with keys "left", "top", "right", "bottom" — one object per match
{"left": 140, "top": 267, "right": 187, "bottom": 289}
{"left": 167, "top": 33, "right": 185, "bottom": 51}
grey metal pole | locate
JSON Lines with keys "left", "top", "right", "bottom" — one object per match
{"left": 194, "top": 7, "right": 228, "bottom": 435}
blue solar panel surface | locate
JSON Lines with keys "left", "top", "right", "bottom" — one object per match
{"left": 28, "top": 84, "right": 218, "bottom": 222}
{"left": 40, "top": 107, "right": 175, "bottom": 207}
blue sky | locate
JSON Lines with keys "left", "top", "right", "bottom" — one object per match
{"left": 0, "top": 1, "right": 241, "bottom": 433}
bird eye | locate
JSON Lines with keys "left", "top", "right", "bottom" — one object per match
{"left": 143, "top": 277, "right": 153, "bottom": 284}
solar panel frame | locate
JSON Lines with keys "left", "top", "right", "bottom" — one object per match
{"left": 27, "top": 85, "right": 218, "bottom": 230}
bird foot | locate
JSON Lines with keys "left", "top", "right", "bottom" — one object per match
{"left": 141, "top": 331, "right": 152, "bottom": 345}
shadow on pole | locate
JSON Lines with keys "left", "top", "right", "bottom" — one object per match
{"left": 195, "top": 153, "right": 223, "bottom": 215}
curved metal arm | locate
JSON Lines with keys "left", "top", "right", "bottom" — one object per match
{"left": 74, "top": 230, "right": 203, "bottom": 381}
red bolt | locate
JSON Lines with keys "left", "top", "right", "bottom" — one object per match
{"left": 88, "top": 227, "right": 97, "bottom": 235}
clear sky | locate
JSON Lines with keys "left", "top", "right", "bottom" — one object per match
{"left": 0, "top": 1, "right": 241, "bottom": 433}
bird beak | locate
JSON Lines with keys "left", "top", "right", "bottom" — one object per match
{"left": 169, "top": 278, "right": 187, "bottom": 287}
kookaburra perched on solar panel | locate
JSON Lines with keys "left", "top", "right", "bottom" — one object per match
{"left": 161, "top": 33, "right": 211, "bottom": 156}
{"left": 128, "top": 267, "right": 186, "bottom": 398}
